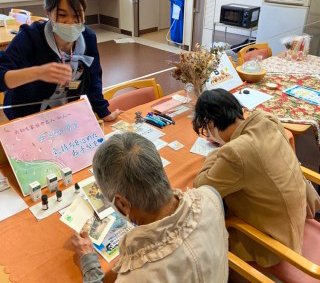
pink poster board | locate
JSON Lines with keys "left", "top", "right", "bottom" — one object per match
{"left": 0, "top": 100, "right": 105, "bottom": 196}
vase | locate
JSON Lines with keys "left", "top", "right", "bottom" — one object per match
{"left": 184, "top": 83, "right": 206, "bottom": 101}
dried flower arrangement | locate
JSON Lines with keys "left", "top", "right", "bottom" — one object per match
{"left": 170, "top": 44, "right": 223, "bottom": 98}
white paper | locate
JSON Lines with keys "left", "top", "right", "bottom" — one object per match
{"left": 59, "top": 206, "right": 69, "bottom": 215}
{"left": 153, "top": 139, "right": 168, "bottom": 150}
{"left": 0, "top": 187, "right": 28, "bottom": 221}
{"left": 234, "top": 88, "right": 273, "bottom": 110}
{"left": 168, "top": 141, "right": 184, "bottom": 151}
{"left": 190, "top": 137, "right": 218, "bottom": 157}
{"left": 135, "top": 123, "right": 165, "bottom": 142}
{"left": 172, "top": 4, "right": 181, "bottom": 20}
{"left": 60, "top": 195, "right": 94, "bottom": 233}
{"left": 172, "top": 94, "right": 192, "bottom": 103}
{"left": 60, "top": 195, "right": 115, "bottom": 245}
{"left": 114, "top": 38, "right": 135, "bottom": 44}
{"left": 161, "top": 157, "right": 170, "bottom": 167}
{"left": 167, "top": 106, "right": 190, "bottom": 117}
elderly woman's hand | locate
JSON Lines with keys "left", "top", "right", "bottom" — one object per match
{"left": 71, "top": 232, "right": 95, "bottom": 257}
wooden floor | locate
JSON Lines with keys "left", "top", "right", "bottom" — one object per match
{"left": 97, "top": 40, "right": 184, "bottom": 94}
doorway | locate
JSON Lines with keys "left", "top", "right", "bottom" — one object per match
{"left": 134, "top": 0, "right": 171, "bottom": 45}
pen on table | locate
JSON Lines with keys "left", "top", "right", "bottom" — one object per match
{"left": 153, "top": 112, "right": 173, "bottom": 121}
{"left": 146, "top": 113, "right": 169, "bottom": 125}
{"left": 148, "top": 112, "right": 175, "bottom": 125}
{"left": 145, "top": 115, "right": 166, "bottom": 127}
{"left": 145, "top": 118, "right": 163, "bottom": 128}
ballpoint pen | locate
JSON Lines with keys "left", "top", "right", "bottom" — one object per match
{"left": 145, "top": 115, "right": 166, "bottom": 127}
{"left": 145, "top": 118, "right": 163, "bottom": 129}
{"left": 148, "top": 112, "right": 174, "bottom": 125}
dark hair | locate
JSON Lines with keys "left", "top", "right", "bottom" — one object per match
{"left": 193, "top": 88, "right": 244, "bottom": 136}
{"left": 44, "top": 0, "right": 86, "bottom": 21}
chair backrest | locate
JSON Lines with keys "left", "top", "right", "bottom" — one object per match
{"left": 9, "top": 9, "right": 32, "bottom": 16}
{"left": 0, "top": 93, "right": 4, "bottom": 105}
{"left": 238, "top": 43, "right": 272, "bottom": 66}
{"left": 103, "top": 78, "right": 164, "bottom": 112}
{"left": 9, "top": 9, "right": 32, "bottom": 24}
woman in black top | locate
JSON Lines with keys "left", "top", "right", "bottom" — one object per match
{"left": 0, "top": 0, "right": 122, "bottom": 121}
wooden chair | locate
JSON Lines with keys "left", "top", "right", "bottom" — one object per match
{"left": 9, "top": 9, "right": 32, "bottom": 25}
{"left": 0, "top": 93, "right": 4, "bottom": 105}
{"left": 228, "top": 56, "right": 237, "bottom": 68}
{"left": 228, "top": 252, "right": 275, "bottom": 283}
{"left": 103, "top": 78, "right": 164, "bottom": 112}
{"left": 238, "top": 43, "right": 272, "bottom": 66}
{"left": 282, "top": 123, "right": 311, "bottom": 136}
{"left": 9, "top": 9, "right": 32, "bottom": 16}
{"left": 226, "top": 166, "right": 320, "bottom": 282}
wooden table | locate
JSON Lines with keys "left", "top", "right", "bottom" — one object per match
{"left": 0, "top": 25, "right": 19, "bottom": 50}
{"left": 0, "top": 91, "right": 296, "bottom": 283}
{"left": 0, "top": 94, "right": 205, "bottom": 283}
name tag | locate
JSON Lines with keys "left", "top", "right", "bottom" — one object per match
{"left": 68, "top": 81, "right": 81, "bottom": 90}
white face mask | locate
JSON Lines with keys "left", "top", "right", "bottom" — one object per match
{"left": 52, "top": 21, "right": 85, "bottom": 42}
{"left": 111, "top": 197, "right": 137, "bottom": 226}
{"left": 213, "top": 127, "right": 226, "bottom": 145}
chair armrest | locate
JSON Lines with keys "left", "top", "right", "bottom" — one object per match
{"left": 226, "top": 217, "right": 320, "bottom": 279}
{"left": 301, "top": 166, "right": 320, "bottom": 185}
{"left": 228, "top": 252, "right": 275, "bottom": 283}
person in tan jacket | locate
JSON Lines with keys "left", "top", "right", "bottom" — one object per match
{"left": 72, "top": 132, "right": 229, "bottom": 283}
{"left": 193, "top": 89, "right": 320, "bottom": 268}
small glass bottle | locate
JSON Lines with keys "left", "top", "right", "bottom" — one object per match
{"left": 42, "top": 195, "right": 48, "bottom": 210}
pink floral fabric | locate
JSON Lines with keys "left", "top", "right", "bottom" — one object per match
{"left": 261, "top": 55, "right": 320, "bottom": 76}
{"left": 237, "top": 75, "right": 320, "bottom": 148}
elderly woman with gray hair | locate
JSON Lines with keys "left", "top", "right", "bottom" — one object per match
{"left": 72, "top": 132, "right": 228, "bottom": 283}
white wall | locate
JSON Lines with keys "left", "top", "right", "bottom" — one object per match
{"left": 119, "top": 0, "right": 133, "bottom": 32}
{"left": 99, "top": 0, "right": 119, "bottom": 18}
{"left": 183, "top": 0, "right": 194, "bottom": 49}
{"left": 139, "top": 0, "right": 159, "bottom": 30}
{"left": 159, "top": 0, "right": 170, "bottom": 30}
{"left": 85, "top": 0, "right": 100, "bottom": 16}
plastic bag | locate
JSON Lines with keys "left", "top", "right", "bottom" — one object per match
{"left": 280, "top": 34, "right": 311, "bottom": 61}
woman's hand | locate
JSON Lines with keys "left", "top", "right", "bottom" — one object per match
{"left": 71, "top": 232, "right": 95, "bottom": 258}
{"left": 37, "top": 63, "right": 72, "bottom": 85}
{"left": 103, "top": 109, "right": 124, "bottom": 122}
{"left": 4, "top": 63, "right": 72, "bottom": 90}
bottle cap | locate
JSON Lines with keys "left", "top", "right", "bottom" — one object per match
{"left": 41, "top": 194, "right": 48, "bottom": 203}
{"left": 75, "top": 183, "right": 80, "bottom": 190}
{"left": 56, "top": 190, "right": 62, "bottom": 198}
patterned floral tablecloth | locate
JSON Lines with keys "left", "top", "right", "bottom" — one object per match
{"left": 237, "top": 74, "right": 320, "bottom": 147}
{"left": 261, "top": 55, "right": 320, "bottom": 76}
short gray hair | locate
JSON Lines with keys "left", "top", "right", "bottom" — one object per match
{"left": 93, "top": 132, "right": 172, "bottom": 212}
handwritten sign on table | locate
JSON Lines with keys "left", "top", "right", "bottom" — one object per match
{"left": 206, "top": 53, "right": 243, "bottom": 91}
{"left": 0, "top": 100, "right": 105, "bottom": 196}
